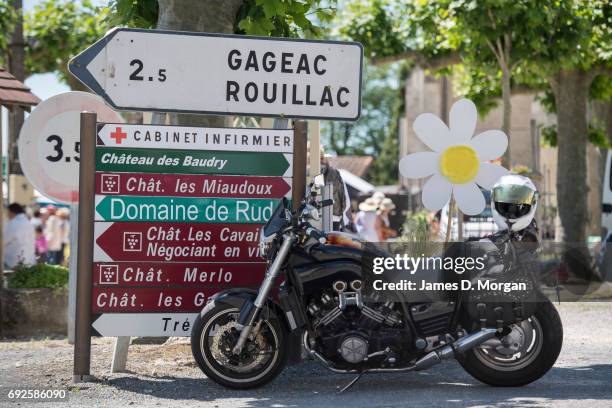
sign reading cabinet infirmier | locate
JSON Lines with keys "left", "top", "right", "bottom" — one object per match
{"left": 69, "top": 28, "right": 363, "bottom": 120}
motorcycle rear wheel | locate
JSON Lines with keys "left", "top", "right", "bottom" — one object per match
{"left": 191, "top": 303, "right": 288, "bottom": 389}
{"left": 459, "top": 301, "right": 563, "bottom": 387}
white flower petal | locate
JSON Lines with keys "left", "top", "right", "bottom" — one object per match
{"left": 474, "top": 163, "right": 510, "bottom": 190}
{"left": 449, "top": 99, "right": 477, "bottom": 143}
{"left": 413, "top": 113, "right": 451, "bottom": 152}
{"left": 422, "top": 174, "right": 452, "bottom": 211}
{"left": 399, "top": 152, "right": 439, "bottom": 179}
{"left": 453, "top": 182, "right": 486, "bottom": 215}
{"left": 469, "top": 130, "right": 508, "bottom": 161}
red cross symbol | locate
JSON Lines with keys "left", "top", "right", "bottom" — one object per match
{"left": 110, "top": 127, "right": 127, "bottom": 144}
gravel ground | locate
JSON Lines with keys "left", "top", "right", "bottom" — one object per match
{"left": 1, "top": 302, "right": 611, "bottom": 408}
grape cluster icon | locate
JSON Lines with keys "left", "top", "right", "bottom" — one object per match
{"left": 99, "top": 265, "right": 118, "bottom": 284}
{"left": 103, "top": 268, "right": 114, "bottom": 281}
{"left": 123, "top": 232, "right": 142, "bottom": 251}
{"left": 126, "top": 235, "right": 139, "bottom": 249}
{"left": 103, "top": 175, "right": 119, "bottom": 193}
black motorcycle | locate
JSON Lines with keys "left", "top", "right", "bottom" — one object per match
{"left": 190, "top": 176, "right": 563, "bottom": 389}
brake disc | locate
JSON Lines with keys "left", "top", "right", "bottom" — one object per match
{"left": 210, "top": 320, "right": 268, "bottom": 373}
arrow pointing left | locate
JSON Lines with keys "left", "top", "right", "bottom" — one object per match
{"left": 92, "top": 313, "right": 197, "bottom": 336}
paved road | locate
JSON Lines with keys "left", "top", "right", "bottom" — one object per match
{"left": 1, "top": 303, "right": 611, "bottom": 407}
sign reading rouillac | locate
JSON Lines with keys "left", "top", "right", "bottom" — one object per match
{"left": 69, "top": 28, "right": 363, "bottom": 120}
{"left": 95, "top": 172, "right": 292, "bottom": 198}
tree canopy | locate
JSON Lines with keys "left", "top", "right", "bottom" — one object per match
{"left": 0, "top": 1, "right": 16, "bottom": 64}
{"left": 23, "top": 0, "right": 109, "bottom": 90}
{"left": 108, "top": 0, "right": 336, "bottom": 37}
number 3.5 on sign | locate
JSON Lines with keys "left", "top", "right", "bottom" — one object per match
{"left": 46, "top": 135, "right": 80, "bottom": 163}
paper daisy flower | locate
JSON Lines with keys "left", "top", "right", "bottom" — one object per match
{"left": 399, "top": 98, "right": 509, "bottom": 215}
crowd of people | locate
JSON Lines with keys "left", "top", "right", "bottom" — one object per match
{"left": 2, "top": 203, "right": 70, "bottom": 269}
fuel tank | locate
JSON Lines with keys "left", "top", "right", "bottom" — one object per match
{"left": 289, "top": 232, "right": 387, "bottom": 297}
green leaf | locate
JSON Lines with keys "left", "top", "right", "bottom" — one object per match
{"left": 261, "top": 0, "right": 278, "bottom": 18}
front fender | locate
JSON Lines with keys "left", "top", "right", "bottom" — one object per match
{"left": 205, "top": 288, "right": 259, "bottom": 310}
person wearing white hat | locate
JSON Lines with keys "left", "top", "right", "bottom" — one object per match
{"left": 372, "top": 191, "right": 386, "bottom": 202}
{"left": 355, "top": 196, "right": 380, "bottom": 242}
{"left": 375, "top": 198, "right": 397, "bottom": 241}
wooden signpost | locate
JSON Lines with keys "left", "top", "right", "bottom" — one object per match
{"left": 72, "top": 27, "right": 361, "bottom": 382}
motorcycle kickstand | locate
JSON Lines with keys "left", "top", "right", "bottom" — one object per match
{"left": 338, "top": 371, "right": 367, "bottom": 394}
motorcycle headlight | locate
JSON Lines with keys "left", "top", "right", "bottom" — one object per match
{"left": 259, "top": 228, "right": 274, "bottom": 257}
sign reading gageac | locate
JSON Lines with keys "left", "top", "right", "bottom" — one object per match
{"left": 69, "top": 28, "right": 363, "bottom": 121}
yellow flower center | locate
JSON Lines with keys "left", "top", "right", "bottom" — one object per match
{"left": 439, "top": 145, "right": 479, "bottom": 184}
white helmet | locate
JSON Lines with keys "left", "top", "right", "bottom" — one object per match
{"left": 491, "top": 174, "right": 538, "bottom": 232}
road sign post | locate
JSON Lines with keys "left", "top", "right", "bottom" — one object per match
{"left": 292, "top": 121, "right": 307, "bottom": 211}
{"left": 73, "top": 112, "right": 96, "bottom": 383}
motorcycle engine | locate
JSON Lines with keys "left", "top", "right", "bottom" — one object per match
{"left": 307, "top": 280, "right": 414, "bottom": 368}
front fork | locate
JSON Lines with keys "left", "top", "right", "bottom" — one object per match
{"left": 232, "top": 233, "right": 295, "bottom": 355}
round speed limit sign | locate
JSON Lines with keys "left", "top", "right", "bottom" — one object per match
{"left": 18, "top": 92, "right": 123, "bottom": 203}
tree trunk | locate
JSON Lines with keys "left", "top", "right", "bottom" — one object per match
{"left": 550, "top": 69, "right": 591, "bottom": 244}
{"left": 500, "top": 67, "right": 512, "bottom": 169}
{"left": 7, "top": 0, "right": 24, "bottom": 175}
{"left": 156, "top": 0, "right": 243, "bottom": 127}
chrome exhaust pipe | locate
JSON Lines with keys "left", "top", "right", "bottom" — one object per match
{"left": 333, "top": 280, "right": 347, "bottom": 293}
{"left": 414, "top": 328, "right": 498, "bottom": 371}
{"left": 350, "top": 280, "right": 362, "bottom": 291}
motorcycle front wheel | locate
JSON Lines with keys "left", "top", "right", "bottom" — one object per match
{"left": 459, "top": 300, "right": 563, "bottom": 387}
{"left": 191, "top": 302, "right": 288, "bottom": 389}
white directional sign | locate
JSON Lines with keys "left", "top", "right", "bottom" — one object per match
{"left": 97, "top": 123, "right": 293, "bottom": 152}
{"left": 69, "top": 28, "right": 363, "bottom": 120}
{"left": 92, "top": 313, "right": 197, "bottom": 336}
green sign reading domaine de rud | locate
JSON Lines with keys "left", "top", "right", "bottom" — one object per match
{"left": 94, "top": 196, "right": 280, "bottom": 223}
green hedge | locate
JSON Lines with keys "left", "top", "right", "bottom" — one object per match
{"left": 8, "top": 263, "right": 69, "bottom": 289}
